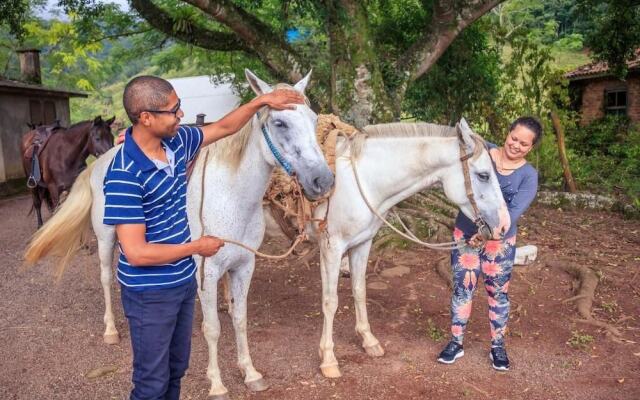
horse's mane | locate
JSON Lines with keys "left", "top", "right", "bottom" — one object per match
{"left": 349, "top": 122, "right": 485, "bottom": 160}
{"left": 69, "top": 120, "right": 91, "bottom": 129}
{"left": 207, "top": 83, "right": 310, "bottom": 169}
{"left": 64, "top": 120, "right": 92, "bottom": 133}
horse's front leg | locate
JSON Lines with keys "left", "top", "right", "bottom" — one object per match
{"left": 96, "top": 227, "right": 118, "bottom": 344}
{"left": 197, "top": 259, "right": 229, "bottom": 400}
{"left": 319, "top": 243, "right": 344, "bottom": 378}
{"left": 228, "top": 260, "right": 269, "bottom": 392}
{"left": 349, "top": 239, "right": 384, "bottom": 357}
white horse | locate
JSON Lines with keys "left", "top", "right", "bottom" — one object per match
{"left": 25, "top": 70, "right": 334, "bottom": 399}
{"left": 265, "top": 119, "right": 511, "bottom": 378}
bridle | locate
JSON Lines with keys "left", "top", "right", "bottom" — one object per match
{"left": 455, "top": 123, "right": 494, "bottom": 242}
{"left": 196, "top": 110, "right": 320, "bottom": 290}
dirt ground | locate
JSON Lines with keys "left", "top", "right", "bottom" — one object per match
{"left": 1, "top": 193, "right": 639, "bottom": 400}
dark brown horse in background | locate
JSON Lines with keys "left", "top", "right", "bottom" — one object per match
{"left": 21, "top": 116, "right": 115, "bottom": 227}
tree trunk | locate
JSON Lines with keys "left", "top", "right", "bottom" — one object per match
{"left": 549, "top": 110, "right": 577, "bottom": 193}
{"left": 326, "top": 0, "right": 396, "bottom": 127}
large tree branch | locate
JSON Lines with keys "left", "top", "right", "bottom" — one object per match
{"left": 86, "top": 28, "right": 153, "bottom": 44}
{"left": 130, "top": 0, "right": 250, "bottom": 52}
{"left": 397, "top": 0, "right": 504, "bottom": 83}
{"left": 180, "top": 0, "right": 307, "bottom": 82}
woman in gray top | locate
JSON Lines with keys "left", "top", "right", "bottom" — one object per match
{"left": 437, "top": 117, "right": 542, "bottom": 371}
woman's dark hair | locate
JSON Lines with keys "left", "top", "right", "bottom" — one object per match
{"left": 509, "top": 116, "right": 543, "bottom": 145}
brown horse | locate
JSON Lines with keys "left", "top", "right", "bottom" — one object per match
{"left": 21, "top": 116, "right": 115, "bottom": 227}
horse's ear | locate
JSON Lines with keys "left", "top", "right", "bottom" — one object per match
{"left": 105, "top": 116, "right": 115, "bottom": 126}
{"left": 26, "top": 122, "right": 35, "bottom": 130}
{"left": 457, "top": 117, "right": 475, "bottom": 150}
{"left": 293, "top": 70, "right": 312, "bottom": 94}
{"left": 93, "top": 115, "right": 103, "bottom": 125}
{"left": 244, "top": 69, "right": 273, "bottom": 96}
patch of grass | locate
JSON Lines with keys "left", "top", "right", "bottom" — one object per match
{"left": 426, "top": 318, "right": 446, "bottom": 342}
{"left": 550, "top": 48, "right": 591, "bottom": 71}
{"left": 567, "top": 330, "right": 594, "bottom": 350}
{"left": 601, "top": 301, "right": 618, "bottom": 314}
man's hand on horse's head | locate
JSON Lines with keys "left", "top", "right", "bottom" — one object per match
{"left": 260, "top": 89, "right": 305, "bottom": 110}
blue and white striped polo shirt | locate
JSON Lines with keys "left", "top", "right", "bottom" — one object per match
{"left": 103, "top": 126, "right": 203, "bottom": 291}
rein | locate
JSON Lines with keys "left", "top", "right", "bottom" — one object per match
{"left": 455, "top": 124, "right": 492, "bottom": 243}
{"left": 343, "top": 131, "right": 462, "bottom": 251}
{"left": 343, "top": 124, "right": 493, "bottom": 251}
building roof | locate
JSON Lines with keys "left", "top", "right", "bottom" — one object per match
{"left": 0, "top": 79, "right": 87, "bottom": 98}
{"left": 168, "top": 75, "right": 240, "bottom": 124}
{"left": 566, "top": 49, "right": 640, "bottom": 81}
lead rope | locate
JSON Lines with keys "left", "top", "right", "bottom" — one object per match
{"left": 197, "top": 147, "right": 309, "bottom": 291}
{"left": 344, "top": 132, "right": 463, "bottom": 251}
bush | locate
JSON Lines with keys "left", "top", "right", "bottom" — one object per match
{"left": 566, "top": 115, "right": 640, "bottom": 207}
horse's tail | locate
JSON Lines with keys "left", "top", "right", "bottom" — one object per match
{"left": 24, "top": 162, "right": 96, "bottom": 279}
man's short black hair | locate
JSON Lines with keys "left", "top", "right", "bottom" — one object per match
{"left": 123, "top": 76, "right": 175, "bottom": 124}
{"left": 509, "top": 116, "right": 543, "bottom": 145}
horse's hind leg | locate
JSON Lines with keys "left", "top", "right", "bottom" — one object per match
{"left": 349, "top": 240, "right": 384, "bottom": 357}
{"left": 31, "top": 188, "right": 43, "bottom": 227}
{"left": 46, "top": 182, "right": 60, "bottom": 210}
{"left": 97, "top": 226, "right": 119, "bottom": 344}
{"left": 228, "top": 261, "right": 268, "bottom": 392}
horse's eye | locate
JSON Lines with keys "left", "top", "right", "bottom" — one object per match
{"left": 272, "top": 119, "right": 287, "bottom": 129}
{"left": 477, "top": 172, "right": 490, "bottom": 182}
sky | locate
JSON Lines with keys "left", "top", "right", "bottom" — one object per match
{"left": 38, "top": 0, "right": 130, "bottom": 19}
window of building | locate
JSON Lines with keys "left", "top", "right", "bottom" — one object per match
{"left": 43, "top": 101, "right": 56, "bottom": 124}
{"left": 605, "top": 89, "right": 627, "bottom": 116}
{"left": 29, "top": 99, "right": 43, "bottom": 126}
{"left": 28, "top": 99, "right": 57, "bottom": 126}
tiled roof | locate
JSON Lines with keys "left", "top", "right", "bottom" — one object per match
{"left": 565, "top": 49, "right": 640, "bottom": 80}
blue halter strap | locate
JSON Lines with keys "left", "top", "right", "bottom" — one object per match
{"left": 257, "top": 112, "right": 294, "bottom": 176}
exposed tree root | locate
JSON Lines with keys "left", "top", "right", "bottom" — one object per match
{"left": 562, "top": 294, "right": 588, "bottom": 304}
{"left": 547, "top": 259, "right": 624, "bottom": 340}
{"left": 435, "top": 256, "right": 453, "bottom": 289}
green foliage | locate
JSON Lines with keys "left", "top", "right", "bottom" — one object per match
{"left": 576, "top": 0, "right": 640, "bottom": 78}
{"left": 554, "top": 33, "right": 584, "bottom": 51}
{"left": 0, "top": 0, "right": 45, "bottom": 38}
{"left": 567, "top": 115, "right": 640, "bottom": 203}
{"left": 402, "top": 22, "right": 501, "bottom": 125}
{"left": 494, "top": 1, "right": 582, "bottom": 46}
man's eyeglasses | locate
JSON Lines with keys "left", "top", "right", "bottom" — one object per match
{"left": 141, "top": 99, "right": 181, "bottom": 117}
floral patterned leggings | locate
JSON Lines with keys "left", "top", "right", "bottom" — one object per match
{"left": 449, "top": 228, "right": 517, "bottom": 347}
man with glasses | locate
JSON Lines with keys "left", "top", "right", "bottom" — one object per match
{"left": 103, "top": 75, "right": 304, "bottom": 400}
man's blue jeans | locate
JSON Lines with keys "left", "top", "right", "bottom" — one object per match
{"left": 121, "top": 277, "right": 197, "bottom": 400}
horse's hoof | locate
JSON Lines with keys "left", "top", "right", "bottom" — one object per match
{"left": 207, "top": 394, "right": 230, "bottom": 400}
{"left": 364, "top": 342, "right": 385, "bottom": 357}
{"left": 340, "top": 270, "right": 351, "bottom": 278}
{"left": 103, "top": 333, "right": 120, "bottom": 345}
{"left": 245, "top": 378, "right": 269, "bottom": 392}
{"left": 320, "top": 364, "right": 342, "bottom": 378}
